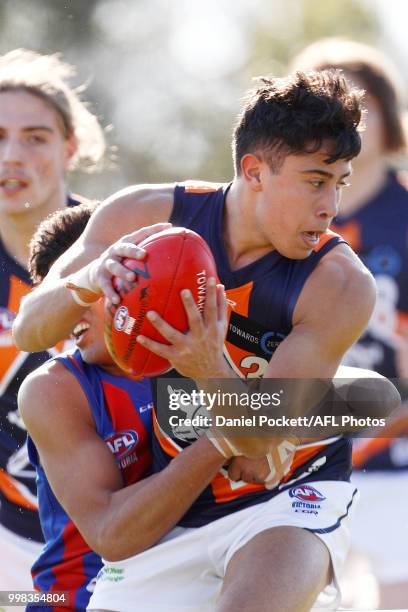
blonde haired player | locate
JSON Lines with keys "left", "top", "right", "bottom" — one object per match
{"left": 0, "top": 48, "right": 105, "bottom": 593}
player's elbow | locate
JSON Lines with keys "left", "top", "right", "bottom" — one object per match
{"left": 13, "top": 319, "right": 39, "bottom": 352}
{"left": 94, "top": 533, "right": 147, "bottom": 562}
{"left": 13, "top": 299, "right": 43, "bottom": 352}
{"left": 92, "top": 516, "right": 149, "bottom": 561}
{"left": 95, "top": 545, "right": 137, "bottom": 563}
{"left": 87, "top": 524, "right": 123, "bottom": 562}
{"left": 346, "top": 372, "right": 401, "bottom": 421}
{"left": 368, "top": 375, "right": 400, "bottom": 419}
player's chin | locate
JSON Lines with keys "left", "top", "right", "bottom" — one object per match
{"left": 281, "top": 245, "right": 312, "bottom": 260}
{"left": 78, "top": 345, "right": 101, "bottom": 365}
{"left": 0, "top": 199, "right": 28, "bottom": 214}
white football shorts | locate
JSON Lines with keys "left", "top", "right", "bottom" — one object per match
{"left": 88, "top": 480, "right": 358, "bottom": 612}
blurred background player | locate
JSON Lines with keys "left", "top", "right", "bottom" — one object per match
{"left": 0, "top": 48, "right": 106, "bottom": 592}
{"left": 292, "top": 38, "right": 408, "bottom": 609}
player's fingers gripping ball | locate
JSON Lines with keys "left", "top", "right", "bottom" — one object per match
{"left": 104, "top": 227, "right": 217, "bottom": 378}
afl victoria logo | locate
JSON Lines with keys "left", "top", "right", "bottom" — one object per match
{"left": 289, "top": 485, "right": 326, "bottom": 502}
{"left": 114, "top": 306, "right": 129, "bottom": 331}
{"left": 105, "top": 430, "right": 139, "bottom": 459}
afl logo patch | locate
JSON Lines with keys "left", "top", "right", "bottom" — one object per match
{"left": 289, "top": 485, "right": 326, "bottom": 502}
{"left": 105, "top": 430, "right": 139, "bottom": 460}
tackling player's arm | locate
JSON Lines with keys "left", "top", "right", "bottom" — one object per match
{"left": 18, "top": 360, "right": 226, "bottom": 562}
{"left": 13, "top": 185, "right": 174, "bottom": 351}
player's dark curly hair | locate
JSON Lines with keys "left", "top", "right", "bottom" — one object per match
{"left": 29, "top": 199, "right": 99, "bottom": 285}
{"left": 232, "top": 69, "right": 363, "bottom": 174}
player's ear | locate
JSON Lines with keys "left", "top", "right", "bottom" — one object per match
{"left": 63, "top": 134, "right": 78, "bottom": 171}
{"left": 240, "top": 154, "right": 263, "bottom": 191}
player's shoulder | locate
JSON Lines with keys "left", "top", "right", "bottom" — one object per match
{"left": 85, "top": 183, "right": 175, "bottom": 243}
{"left": 20, "top": 357, "right": 69, "bottom": 393}
{"left": 18, "top": 358, "right": 91, "bottom": 431}
{"left": 103, "top": 183, "right": 175, "bottom": 219}
{"left": 317, "top": 241, "right": 374, "bottom": 291}
{"left": 296, "top": 242, "right": 376, "bottom": 325}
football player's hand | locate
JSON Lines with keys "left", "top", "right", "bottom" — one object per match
{"left": 137, "top": 277, "right": 229, "bottom": 379}
{"left": 66, "top": 223, "right": 172, "bottom": 305}
{"left": 228, "top": 438, "right": 297, "bottom": 489}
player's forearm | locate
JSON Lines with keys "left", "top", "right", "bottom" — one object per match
{"left": 93, "top": 437, "right": 224, "bottom": 561}
{"left": 13, "top": 281, "right": 85, "bottom": 351}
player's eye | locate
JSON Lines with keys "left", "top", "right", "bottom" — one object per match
{"left": 27, "top": 134, "right": 47, "bottom": 144}
{"left": 310, "top": 179, "right": 324, "bottom": 188}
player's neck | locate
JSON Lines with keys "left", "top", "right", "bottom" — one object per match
{"left": 0, "top": 191, "right": 68, "bottom": 268}
{"left": 224, "top": 180, "right": 273, "bottom": 270}
{"left": 101, "top": 362, "right": 129, "bottom": 377}
{"left": 339, "top": 157, "right": 388, "bottom": 218}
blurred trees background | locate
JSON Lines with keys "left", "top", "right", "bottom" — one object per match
{"left": 0, "top": 0, "right": 404, "bottom": 199}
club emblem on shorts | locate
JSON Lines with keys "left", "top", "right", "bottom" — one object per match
{"left": 289, "top": 485, "right": 326, "bottom": 502}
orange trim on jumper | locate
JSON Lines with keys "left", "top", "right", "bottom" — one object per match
{"left": 211, "top": 471, "right": 265, "bottom": 504}
{"left": 153, "top": 411, "right": 180, "bottom": 458}
{"left": 313, "top": 229, "right": 342, "bottom": 253}
{"left": 184, "top": 181, "right": 224, "bottom": 194}
{"left": 212, "top": 442, "right": 329, "bottom": 502}
{"left": 0, "top": 468, "right": 37, "bottom": 510}
{"left": 225, "top": 282, "right": 253, "bottom": 319}
{"left": 330, "top": 220, "right": 361, "bottom": 252}
{"left": 225, "top": 282, "right": 267, "bottom": 377}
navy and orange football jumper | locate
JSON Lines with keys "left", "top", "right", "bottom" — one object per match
{"left": 0, "top": 196, "right": 80, "bottom": 543}
{"left": 152, "top": 182, "right": 353, "bottom": 527}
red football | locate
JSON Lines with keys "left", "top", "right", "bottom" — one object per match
{"left": 104, "top": 227, "right": 217, "bottom": 378}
